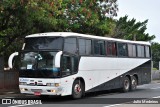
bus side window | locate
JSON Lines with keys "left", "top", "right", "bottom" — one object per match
{"left": 128, "top": 44, "right": 136, "bottom": 57}
{"left": 61, "top": 55, "right": 78, "bottom": 76}
{"left": 117, "top": 43, "right": 128, "bottom": 57}
{"left": 78, "top": 39, "right": 91, "bottom": 55}
{"left": 137, "top": 45, "right": 145, "bottom": 57}
{"left": 145, "top": 46, "right": 150, "bottom": 58}
{"left": 64, "top": 38, "right": 77, "bottom": 54}
{"left": 93, "top": 40, "right": 105, "bottom": 55}
{"left": 106, "top": 42, "right": 117, "bottom": 56}
{"left": 71, "top": 56, "right": 78, "bottom": 74}
{"left": 61, "top": 55, "right": 72, "bottom": 76}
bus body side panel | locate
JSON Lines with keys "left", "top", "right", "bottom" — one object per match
{"left": 86, "top": 60, "right": 151, "bottom": 92}
{"left": 78, "top": 56, "right": 151, "bottom": 92}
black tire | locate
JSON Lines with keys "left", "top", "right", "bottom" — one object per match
{"left": 130, "top": 76, "right": 137, "bottom": 91}
{"left": 72, "top": 80, "right": 84, "bottom": 99}
{"left": 122, "top": 76, "right": 130, "bottom": 92}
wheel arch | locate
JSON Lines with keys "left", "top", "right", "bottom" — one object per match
{"left": 125, "top": 75, "right": 131, "bottom": 81}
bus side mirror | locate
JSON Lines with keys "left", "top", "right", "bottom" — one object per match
{"left": 55, "top": 51, "right": 62, "bottom": 68}
{"left": 8, "top": 52, "right": 19, "bottom": 69}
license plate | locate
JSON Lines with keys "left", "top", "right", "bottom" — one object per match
{"left": 34, "top": 92, "right": 41, "bottom": 96}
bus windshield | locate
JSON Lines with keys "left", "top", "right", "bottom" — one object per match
{"left": 20, "top": 51, "right": 60, "bottom": 78}
{"left": 24, "top": 37, "right": 63, "bottom": 50}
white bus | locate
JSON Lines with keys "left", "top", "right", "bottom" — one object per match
{"left": 8, "top": 32, "right": 151, "bottom": 99}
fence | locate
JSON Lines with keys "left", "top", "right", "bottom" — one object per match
{"left": 0, "top": 57, "right": 19, "bottom": 89}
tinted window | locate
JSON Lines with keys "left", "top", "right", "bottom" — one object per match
{"left": 141, "top": 46, "right": 145, "bottom": 57}
{"left": 78, "top": 39, "right": 91, "bottom": 55}
{"left": 94, "top": 40, "right": 105, "bottom": 55}
{"left": 128, "top": 44, "right": 136, "bottom": 57}
{"left": 145, "top": 46, "right": 150, "bottom": 58}
{"left": 137, "top": 45, "right": 145, "bottom": 57}
{"left": 106, "top": 42, "right": 116, "bottom": 56}
{"left": 117, "top": 43, "right": 128, "bottom": 57}
{"left": 79, "top": 39, "right": 85, "bottom": 55}
{"left": 86, "top": 40, "right": 92, "bottom": 55}
{"left": 61, "top": 55, "right": 78, "bottom": 76}
{"left": 24, "top": 37, "right": 63, "bottom": 50}
{"left": 64, "top": 38, "right": 77, "bottom": 54}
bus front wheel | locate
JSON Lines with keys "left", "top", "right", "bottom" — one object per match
{"left": 72, "top": 79, "right": 84, "bottom": 99}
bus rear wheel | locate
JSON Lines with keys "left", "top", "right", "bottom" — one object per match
{"left": 122, "top": 76, "right": 130, "bottom": 92}
{"left": 72, "top": 80, "right": 84, "bottom": 99}
{"left": 130, "top": 76, "right": 137, "bottom": 91}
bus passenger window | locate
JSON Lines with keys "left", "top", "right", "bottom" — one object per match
{"left": 93, "top": 40, "right": 105, "bottom": 55}
{"left": 145, "top": 46, "right": 150, "bottom": 58}
{"left": 137, "top": 45, "right": 145, "bottom": 57}
{"left": 79, "top": 39, "right": 91, "bottom": 55}
{"left": 61, "top": 55, "right": 78, "bottom": 76}
{"left": 106, "top": 42, "right": 116, "bottom": 56}
{"left": 64, "top": 38, "right": 77, "bottom": 54}
{"left": 117, "top": 43, "right": 128, "bottom": 57}
{"left": 86, "top": 40, "right": 92, "bottom": 55}
{"left": 79, "top": 39, "right": 85, "bottom": 55}
{"left": 128, "top": 44, "right": 136, "bottom": 57}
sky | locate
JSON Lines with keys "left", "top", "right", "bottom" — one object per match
{"left": 117, "top": 0, "right": 160, "bottom": 43}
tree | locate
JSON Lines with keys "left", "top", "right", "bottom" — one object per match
{"left": 151, "top": 42, "right": 160, "bottom": 69}
{"left": 56, "top": 0, "right": 118, "bottom": 35}
{"left": 111, "top": 15, "right": 155, "bottom": 41}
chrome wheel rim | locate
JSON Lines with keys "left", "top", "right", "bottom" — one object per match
{"left": 132, "top": 79, "right": 137, "bottom": 89}
{"left": 74, "top": 84, "right": 81, "bottom": 95}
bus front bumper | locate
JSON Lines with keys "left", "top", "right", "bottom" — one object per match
{"left": 19, "top": 85, "right": 64, "bottom": 96}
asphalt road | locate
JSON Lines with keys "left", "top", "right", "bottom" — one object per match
{"left": 1, "top": 81, "right": 160, "bottom": 107}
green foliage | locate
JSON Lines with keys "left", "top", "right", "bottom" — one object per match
{"left": 112, "top": 15, "right": 155, "bottom": 41}
{"left": 151, "top": 42, "right": 160, "bottom": 69}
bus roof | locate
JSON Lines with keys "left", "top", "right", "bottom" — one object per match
{"left": 26, "top": 32, "right": 151, "bottom": 45}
